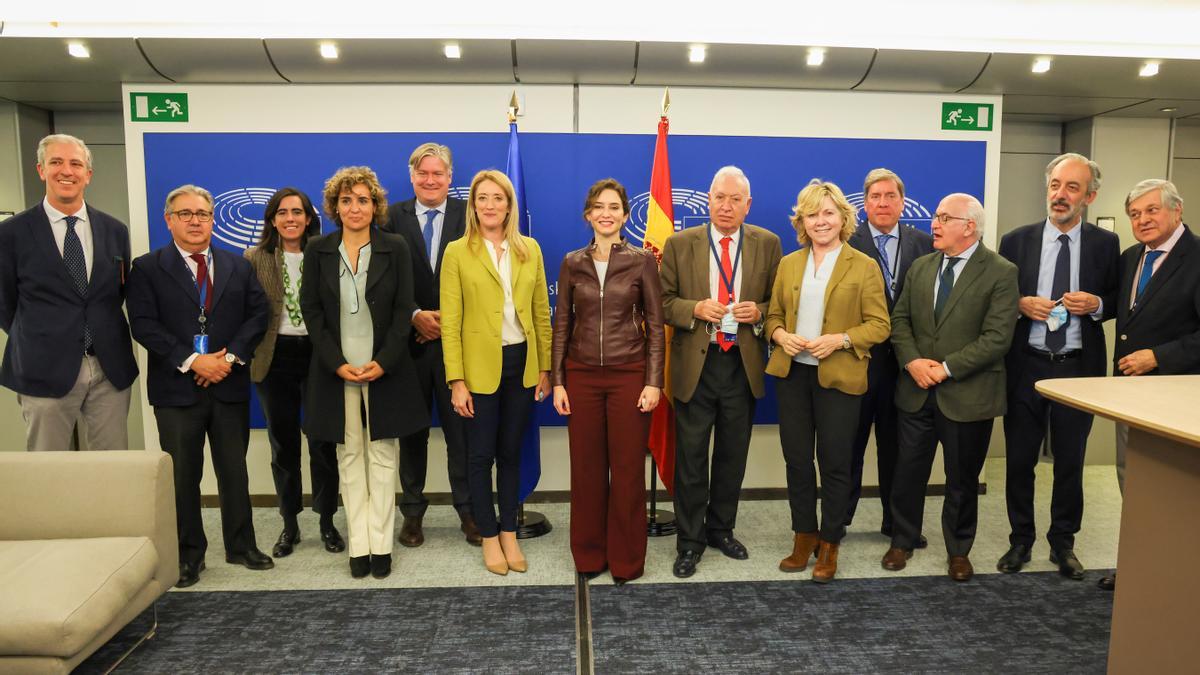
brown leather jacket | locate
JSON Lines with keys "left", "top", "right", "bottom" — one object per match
{"left": 551, "top": 239, "right": 665, "bottom": 387}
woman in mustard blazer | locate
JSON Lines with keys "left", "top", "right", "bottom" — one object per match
{"left": 441, "top": 169, "right": 552, "bottom": 576}
{"left": 765, "top": 178, "right": 890, "bottom": 584}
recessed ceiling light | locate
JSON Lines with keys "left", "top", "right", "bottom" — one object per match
{"left": 67, "top": 42, "right": 90, "bottom": 58}
{"left": 444, "top": 44, "right": 462, "bottom": 59}
{"left": 688, "top": 45, "right": 706, "bottom": 64}
{"left": 806, "top": 47, "right": 825, "bottom": 67}
{"left": 1031, "top": 57, "right": 1051, "bottom": 74}
{"left": 1139, "top": 62, "right": 1160, "bottom": 77}
{"left": 1160, "top": 107, "right": 1178, "bottom": 113}
{"left": 319, "top": 42, "right": 338, "bottom": 59}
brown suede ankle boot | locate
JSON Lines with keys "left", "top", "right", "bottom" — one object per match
{"left": 812, "top": 540, "right": 839, "bottom": 583}
{"left": 779, "top": 531, "right": 820, "bottom": 573}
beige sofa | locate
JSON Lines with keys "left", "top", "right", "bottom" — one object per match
{"left": 0, "top": 450, "right": 178, "bottom": 674}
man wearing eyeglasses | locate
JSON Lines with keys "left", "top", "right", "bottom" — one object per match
{"left": 126, "top": 184, "right": 272, "bottom": 588}
{"left": 997, "top": 154, "right": 1119, "bottom": 581}
{"left": 883, "top": 193, "right": 1019, "bottom": 582}
{"left": 0, "top": 134, "right": 138, "bottom": 451}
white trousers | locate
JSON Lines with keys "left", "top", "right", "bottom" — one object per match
{"left": 338, "top": 383, "right": 399, "bottom": 557}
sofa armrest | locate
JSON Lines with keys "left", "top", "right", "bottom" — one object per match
{"left": 0, "top": 451, "right": 179, "bottom": 588}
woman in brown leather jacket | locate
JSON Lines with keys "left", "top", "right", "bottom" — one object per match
{"left": 552, "top": 178, "right": 666, "bottom": 584}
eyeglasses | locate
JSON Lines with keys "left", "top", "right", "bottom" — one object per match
{"left": 932, "top": 213, "right": 970, "bottom": 225}
{"left": 172, "top": 210, "right": 213, "bottom": 223}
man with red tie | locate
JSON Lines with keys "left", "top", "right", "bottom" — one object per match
{"left": 126, "top": 184, "right": 272, "bottom": 588}
{"left": 660, "top": 166, "right": 782, "bottom": 578}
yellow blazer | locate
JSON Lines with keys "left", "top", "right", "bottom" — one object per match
{"left": 440, "top": 234, "right": 553, "bottom": 394}
{"left": 764, "top": 244, "right": 890, "bottom": 395}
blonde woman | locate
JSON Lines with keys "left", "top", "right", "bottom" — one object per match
{"left": 765, "top": 179, "right": 890, "bottom": 583}
{"left": 441, "top": 170, "right": 552, "bottom": 575}
{"left": 300, "top": 166, "right": 428, "bottom": 579}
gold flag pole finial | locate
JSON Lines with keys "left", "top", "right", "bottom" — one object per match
{"left": 507, "top": 90, "right": 519, "bottom": 124}
{"left": 661, "top": 87, "right": 671, "bottom": 117}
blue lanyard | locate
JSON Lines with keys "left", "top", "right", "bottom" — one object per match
{"left": 707, "top": 227, "right": 743, "bottom": 301}
{"left": 185, "top": 250, "right": 213, "bottom": 323}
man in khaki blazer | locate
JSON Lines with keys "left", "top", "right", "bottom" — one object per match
{"left": 660, "top": 166, "right": 782, "bottom": 578}
{"left": 882, "top": 193, "right": 1019, "bottom": 582}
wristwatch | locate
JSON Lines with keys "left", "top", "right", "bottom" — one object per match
{"left": 224, "top": 353, "right": 238, "bottom": 364}
{"left": 841, "top": 334, "right": 851, "bottom": 350}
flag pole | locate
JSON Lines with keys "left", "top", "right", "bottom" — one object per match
{"left": 507, "top": 89, "right": 552, "bottom": 539}
{"left": 647, "top": 86, "right": 677, "bottom": 537}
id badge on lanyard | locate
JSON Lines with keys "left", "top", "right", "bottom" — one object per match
{"left": 708, "top": 229, "right": 743, "bottom": 342}
{"left": 191, "top": 253, "right": 211, "bottom": 354}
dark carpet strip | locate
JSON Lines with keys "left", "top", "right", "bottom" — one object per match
{"left": 576, "top": 574, "right": 595, "bottom": 675}
{"left": 80, "top": 586, "right": 577, "bottom": 674}
{"left": 588, "top": 571, "right": 1114, "bottom": 674}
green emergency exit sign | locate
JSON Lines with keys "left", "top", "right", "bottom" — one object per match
{"left": 941, "top": 102, "right": 993, "bottom": 131}
{"left": 130, "top": 92, "right": 189, "bottom": 122}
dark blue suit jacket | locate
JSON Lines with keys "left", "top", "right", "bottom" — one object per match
{"left": 0, "top": 203, "right": 138, "bottom": 397}
{"left": 1114, "top": 225, "right": 1200, "bottom": 375}
{"left": 848, "top": 222, "right": 934, "bottom": 375}
{"left": 1000, "top": 221, "right": 1120, "bottom": 380}
{"left": 126, "top": 243, "right": 268, "bottom": 407}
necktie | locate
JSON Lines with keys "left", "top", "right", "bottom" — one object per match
{"left": 934, "top": 256, "right": 961, "bottom": 322}
{"left": 63, "top": 215, "right": 92, "bottom": 352}
{"left": 1045, "top": 234, "right": 1072, "bottom": 352}
{"left": 190, "top": 253, "right": 213, "bottom": 314}
{"left": 717, "top": 236, "right": 735, "bottom": 352}
{"left": 875, "top": 233, "right": 895, "bottom": 297}
{"left": 1136, "top": 250, "right": 1164, "bottom": 302}
{"left": 423, "top": 209, "right": 439, "bottom": 268}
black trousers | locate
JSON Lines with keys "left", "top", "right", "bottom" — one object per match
{"left": 673, "top": 347, "right": 756, "bottom": 554}
{"left": 847, "top": 342, "right": 900, "bottom": 530}
{"left": 399, "top": 339, "right": 471, "bottom": 518}
{"left": 890, "top": 390, "right": 994, "bottom": 557}
{"left": 1003, "top": 351, "right": 1093, "bottom": 549}
{"left": 255, "top": 335, "right": 339, "bottom": 520}
{"left": 154, "top": 389, "right": 257, "bottom": 566}
{"left": 465, "top": 343, "right": 532, "bottom": 538}
{"left": 776, "top": 363, "right": 861, "bottom": 543}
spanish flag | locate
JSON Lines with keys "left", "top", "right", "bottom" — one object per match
{"left": 644, "top": 114, "right": 676, "bottom": 494}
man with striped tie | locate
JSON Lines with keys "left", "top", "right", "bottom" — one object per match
{"left": 0, "top": 134, "right": 138, "bottom": 451}
{"left": 1102, "top": 179, "right": 1200, "bottom": 591}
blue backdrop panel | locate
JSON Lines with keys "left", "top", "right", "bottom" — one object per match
{"left": 143, "top": 132, "right": 986, "bottom": 427}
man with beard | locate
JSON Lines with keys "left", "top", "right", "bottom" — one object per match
{"left": 997, "top": 153, "right": 1120, "bottom": 580}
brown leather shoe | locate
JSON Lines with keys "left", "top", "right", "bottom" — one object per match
{"left": 811, "top": 540, "right": 839, "bottom": 584}
{"left": 460, "top": 512, "right": 482, "bottom": 547}
{"left": 948, "top": 555, "right": 974, "bottom": 581}
{"left": 779, "top": 531, "right": 820, "bottom": 573}
{"left": 882, "top": 547, "right": 913, "bottom": 571}
{"left": 397, "top": 515, "right": 424, "bottom": 548}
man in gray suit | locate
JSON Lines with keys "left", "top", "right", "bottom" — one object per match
{"left": 881, "top": 193, "right": 1019, "bottom": 581}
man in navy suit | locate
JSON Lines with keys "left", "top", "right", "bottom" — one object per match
{"left": 1100, "top": 178, "right": 1200, "bottom": 591}
{"left": 126, "top": 184, "right": 272, "bottom": 588}
{"left": 0, "top": 134, "right": 138, "bottom": 451}
{"left": 383, "top": 142, "right": 478, "bottom": 547}
{"left": 845, "top": 168, "right": 933, "bottom": 541}
{"left": 998, "top": 153, "right": 1120, "bottom": 580}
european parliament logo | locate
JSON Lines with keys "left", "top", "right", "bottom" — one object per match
{"left": 211, "top": 187, "right": 274, "bottom": 250}
{"left": 624, "top": 188, "right": 710, "bottom": 246}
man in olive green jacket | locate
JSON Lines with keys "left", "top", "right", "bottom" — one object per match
{"left": 881, "top": 193, "right": 1019, "bottom": 582}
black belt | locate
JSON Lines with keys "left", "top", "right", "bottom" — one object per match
{"left": 275, "top": 335, "right": 310, "bottom": 343}
{"left": 1023, "top": 345, "right": 1081, "bottom": 363}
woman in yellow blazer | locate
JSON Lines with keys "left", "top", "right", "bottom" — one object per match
{"left": 441, "top": 169, "right": 552, "bottom": 575}
{"left": 766, "top": 178, "right": 890, "bottom": 583}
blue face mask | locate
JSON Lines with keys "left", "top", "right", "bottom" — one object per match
{"left": 1046, "top": 303, "right": 1068, "bottom": 332}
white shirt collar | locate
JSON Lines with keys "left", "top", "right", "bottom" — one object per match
{"left": 867, "top": 222, "right": 897, "bottom": 240}
{"left": 709, "top": 223, "right": 741, "bottom": 245}
{"left": 415, "top": 200, "right": 448, "bottom": 216}
{"left": 1145, "top": 222, "right": 1186, "bottom": 254}
{"left": 42, "top": 197, "right": 87, "bottom": 223}
{"left": 1042, "top": 218, "right": 1082, "bottom": 244}
{"left": 174, "top": 242, "right": 211, "bottom": 259}
{"left": 950, "top": 239, "right": 982, "bottom": 263}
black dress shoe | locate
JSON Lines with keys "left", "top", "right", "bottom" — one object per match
{"left": 371, "top": 553, "right": 392, "bottom": 579}
{"left": 706, "top": 533, "right": 749, "bottom": 560}
{"left": 673, "top": 550, "right": 702, "bottom": 578}
{"left": 997, "top": 544, "right": 1032, "bottom": 573}
{"left": 272, "top": 528, "right": 300, "bottom": 558}
{"left": 176, "top": 561, "right": 205, "bottom": 588}
{"left": 226, "top": 548, "right": 275, "bottom": 570}
{"left": 1050, "top": 548, "right": 1085, "bottom": 580}
{"left": 350, "top": 555, "right": 370, "bottom": 578}
{"left": 320, "top": 526, "right": 346, "bottom": 553}
{"left": 1098, "top": 572, "right": 1116, "bottom": 591}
